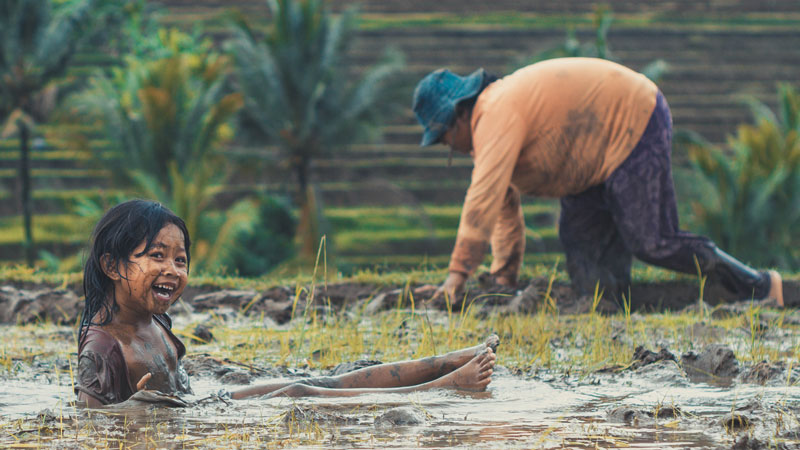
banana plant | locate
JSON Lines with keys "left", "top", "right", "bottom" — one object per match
{"left": 685, "top": 83, "right": 800, "bottom": 269}
{"left": 71, "top": 29, "right": 249, "bottom": 271}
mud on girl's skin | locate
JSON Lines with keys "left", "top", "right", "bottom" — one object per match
{"left": 76, "top": 200, "right": 193, "bottom": 407}
{"left": 75, "top": 200, "right": 498, "bottom": 408}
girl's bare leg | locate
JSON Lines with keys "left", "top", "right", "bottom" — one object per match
{"left": 231, "top": 334, "right": 499, "bottom": 399}
{"left": 331, "top": 334, "right": 499, "bottom": 389}
{"left": 231, "top": 381, "right": 296, "bottom": 400}
{"left": 268, "top": 348, "right": 496, "bottom": 398}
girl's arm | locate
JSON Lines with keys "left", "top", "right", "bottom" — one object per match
{"left": 78, "top": 391, "right": 104, "bottom": 408}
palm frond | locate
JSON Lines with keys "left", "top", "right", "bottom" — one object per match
{"left": 683, "top": 83, "right": 800, "bottom": 268}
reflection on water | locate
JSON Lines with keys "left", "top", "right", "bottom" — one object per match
{"left": 6, "top": 370, "right": 800, "bottom": 449}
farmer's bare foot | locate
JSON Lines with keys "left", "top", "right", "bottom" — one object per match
{"left": 767, "top": 270, "right": 784, "bottom": 307}
{"left": 431, "top": 348, "right": 495, "bottom": 391}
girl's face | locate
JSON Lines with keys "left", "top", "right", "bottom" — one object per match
{"left": 111, "top": 223, "right": 189, "bottom": 318}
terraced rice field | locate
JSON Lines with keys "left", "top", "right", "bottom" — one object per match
{"left": 2, "top": 1, "right": 799, "bottom": 271}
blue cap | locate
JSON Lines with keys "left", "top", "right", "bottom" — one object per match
{"left": 412, "top": 68, "right": 487, "bottom": 146}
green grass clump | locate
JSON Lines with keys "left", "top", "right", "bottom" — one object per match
{"left": 0, "top": 167, "right": 109, "bottom": 180}
{"left": 0, "top": 270, "right": 798, "bottom": 449}
{"left": 0, "top": 215, "right": 92, "bottom": 245}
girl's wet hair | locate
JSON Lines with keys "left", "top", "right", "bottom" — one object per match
{"left": 79, "top": 200, "right": 190, "bottom": 347}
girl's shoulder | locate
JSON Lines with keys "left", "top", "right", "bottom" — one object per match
{"left": 75, "top": 326, "right": 133, "bottom": 405}
{"left": 78, "top": 325, "right": 120, "bottom": 357}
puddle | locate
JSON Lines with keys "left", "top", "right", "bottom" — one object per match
{"left": 3, "top": 361, "right": 800, "bottom": 449}
{"left": 3, "top": 294, "right": 800, "bottom": 450}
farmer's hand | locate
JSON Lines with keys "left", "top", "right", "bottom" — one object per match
{"left": 136, "top": 372, "right": 152, "bottom": 391}
{"left": 431, "top": 271, "right": 468, "bottom": 303}
{"left": 493, "top": 274, "right": 516, "bottom": 287}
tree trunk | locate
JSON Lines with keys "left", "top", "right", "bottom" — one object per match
{"left": 293, "top": 157, "right": 320, "bottom": 261}
{"left": 294, "top": 155, "right": 309, "bottom": 200}
{"left": 18, "top": 120, "right": 34, "bottom": 267}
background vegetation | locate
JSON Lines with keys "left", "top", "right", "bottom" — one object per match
{"left": 682, "top": 83, "right": 800, "bottom": 270}
{"left": 1, "top": 0, "right": 799, "bottom": 281}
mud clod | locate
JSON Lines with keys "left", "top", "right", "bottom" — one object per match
{"left": 218, "top": 371, "right": 253, "bottom": 385}
{"left": 0, "top": 286, "right": 81, "bottom": 324}
{"left": 191, "top": 289, "right": 296, "bottom": 323}
{"left": 282, "top": 405, "right": 356, "bottom": 425}
{"left": 740, "top": 361, "right": 786, "bottom": 385}
{"left": 499, "top": 284, "right": 538, "bottom": 314}
{"left": 182, "top": 355, "right": 226, "bottom": 377}
{"left": 654, "top": 405, "right": 681, "bottom": 418}
{"left": 607, "top": 406, "right": 651, "bottom": 423}
{"left": 727, "top": 434, "right": 785, "bottom": 450}
{"left": 607, "top": 404, "right": 681, "bottom": 424}
{"left": 630, "top": 346, "right": 676, "bottom": 370}
{"left": 682, "top": 344, "right": 739, "bottom": 380}
{"left": 721, "top": 413, "right": 751, "bottom": 431}
{"left": 192, "top": 325, "right": 214, "bottom": 343}
{"left": 192, "top": 290, "right": 259, "bottom": 311}
{"left": 375, "top": 407, "right": 425, "bottom": 426}
{"left": 364, "top": 290, "right": 401, "bottom": 315}
{"left": 686, "top": 322, "right": 724, "bottom": 342}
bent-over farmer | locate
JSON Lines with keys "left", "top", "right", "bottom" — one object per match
{"left": 412, "top": 57, "right": 783, "bottom": 307}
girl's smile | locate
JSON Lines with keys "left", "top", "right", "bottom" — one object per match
{"left": 110, "top": 224, "right": 189, "bottom": 321}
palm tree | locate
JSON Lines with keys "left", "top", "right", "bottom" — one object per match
{"left": 0, "top": 0, "right": 99, "bottom": 266}
{"left": 228, "top": 0, "right": 404, "bottom": 260}
{"left": 72, "top": 29, "right": 247, "bottom": 271}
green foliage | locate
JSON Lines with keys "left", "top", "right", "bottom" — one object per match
{"left": 512, "top": 5, "right": 667, "bottom": 82}
{"left": 0, "top": 0, "right": 102, "bottom": 266}
{"left": 227, "top": 0, "right": 405, "bottom": 259}
{"left": 224, "top": 197, "right": 297, "bottom": 277}
{"left": 684, "top": 83, "right": 800, "bottom": 269}
{"left": 84, "top": 0, "right": 165, "bottom": 58}
{"left": 0, "top": 0, "right": 99, "bottom": 121}
{"left": 70, "top": 28, "right": 250, "bottom": 272}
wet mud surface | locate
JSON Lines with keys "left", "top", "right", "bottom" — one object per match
{"left": 3, "top": 335, "right": 800, "bottom": 449}
{"left": 2, "top": 279, "right": 800, "bottom": 448}
{"left": 2, "top": 276, "right": 798, "bottom": 325}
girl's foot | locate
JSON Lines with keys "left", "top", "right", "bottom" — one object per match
{"left": 431, "top": 348, "right": 496, "bottom": 391}
{"left": 484, "top": 333, "right": 500, "bottom": 354}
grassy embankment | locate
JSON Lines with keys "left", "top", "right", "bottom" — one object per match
{"left": 2, "top": 9, "right": 795, "bottom": 271}
{"left": 0, "top": 252, "right": 794, "bottom": 448}
{"left": 0, "top": 264, "right": 791, "bottom": 379}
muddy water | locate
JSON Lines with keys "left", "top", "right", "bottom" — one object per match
{"left": 3, "top": 356, "right": 799, "bottom": 449}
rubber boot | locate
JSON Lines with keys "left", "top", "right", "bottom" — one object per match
{"left": 696, "top": 244, "right": 770, "bottom": 300}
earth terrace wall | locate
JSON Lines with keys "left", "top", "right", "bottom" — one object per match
{"left": 2, "top": 1, "right": 799, "bottom": 262}
{"left": 160, "top": 0, "right": 800, "bottom": 15}
{"left": 3, "top": 19, "right": 800, "bottom": 210}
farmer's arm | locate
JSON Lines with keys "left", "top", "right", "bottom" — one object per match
{"left": 489, "top": 185, "right": 525, "bottom": 285}
{"left": 443, "top": 111, "right": 526, "bottom": 294}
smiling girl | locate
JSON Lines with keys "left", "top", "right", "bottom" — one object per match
{"left": 75, "top": 200, "right": 496, "bottom": 407}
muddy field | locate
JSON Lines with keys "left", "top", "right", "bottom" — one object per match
{"left": 1, "top": 278, "right": 800, "bottom": 449}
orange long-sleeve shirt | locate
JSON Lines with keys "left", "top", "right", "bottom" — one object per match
{"left": 449, "top": 58, "right": 658, "bottom": 277}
